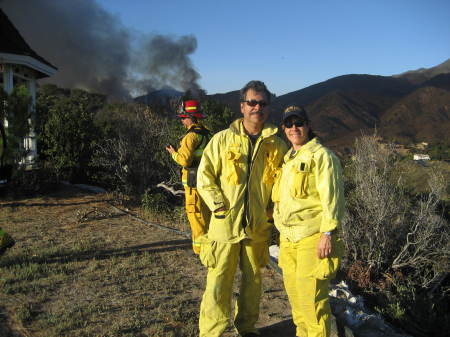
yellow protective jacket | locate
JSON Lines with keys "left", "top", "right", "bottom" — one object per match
{"left": 197, "top": 119, "right": 287, "bottom": 243}
{"left": 171, "top": 123, "right": 210, "bottom": 186}
{"left": 272, "top": 137, "right": 344, "bottom": 242}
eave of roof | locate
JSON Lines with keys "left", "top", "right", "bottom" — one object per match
{"left": 0, "top": 9, "right": 57, "bottom": 78}
{"left": 0, "top": 53, "right": 57, "bottom": 78}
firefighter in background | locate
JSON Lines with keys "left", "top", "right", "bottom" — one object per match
{"left": 0, "top": 119, "right": 15, "bottom": 256}
{"left": 165, "top": 100, "right": 211, "bottom": 254}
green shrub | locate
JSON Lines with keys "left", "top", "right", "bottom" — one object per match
{"left": 36, "top": 85, "right": 106, "bottom": 182}
{"left": 342, "top": 133, "right": 449, "bottom": 336}
{"left": 141, "top": 190, "right": 172, "bottom": 214}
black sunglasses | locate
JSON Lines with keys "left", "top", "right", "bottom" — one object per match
{"left": 242, "top": 100, "right": 268, "bottom": 108}
{"left": 284, "top": 120, "right": 305, "bottom": 128}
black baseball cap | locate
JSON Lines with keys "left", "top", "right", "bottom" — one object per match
{"left": 282, "top": 105, "right": 309, "bottom": 122}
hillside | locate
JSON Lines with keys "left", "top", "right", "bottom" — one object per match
{"left": 271, "top": 74, "right": 414, "bottom": 116}
{"left": 214, "top": 67, "right": 450, "bottom": 150}
{"left": 379, "top": 86, "right": 450, "bottom": 144}
{"left": 394, "top": 58, "right": 450, "bottom": 85}
{"left": 138, "top": 59, "right": 450, "bottom": 151}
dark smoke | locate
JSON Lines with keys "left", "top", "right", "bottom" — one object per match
{"left": 0, "top": 0, "right": 202, "bottom": 100}
{"left": 133, "top": 35, "right": 201, "bottom": 95}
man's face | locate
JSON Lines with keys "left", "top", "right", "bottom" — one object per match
{"left": 181, "top": 117, "right": 193, "bottom": 128}
{"left": 240, "top": 89, "right": 269, "bottom": 127}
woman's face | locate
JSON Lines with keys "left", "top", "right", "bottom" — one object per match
{"left": 283, "top": 117, "right": 310, "bottom": 148}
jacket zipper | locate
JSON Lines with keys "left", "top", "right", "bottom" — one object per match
{"left": 243, "top": 135, "right": 263, "bottom": 229}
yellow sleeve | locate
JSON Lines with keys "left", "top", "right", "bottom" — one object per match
{"left": 171, "top": 132, "right": 201, "bottom": 168}
{"left": 197, "top": 133, "right": 226, "bottom": 212}
{"left": 315, "top": 150, "right": 345, "bottom": 233}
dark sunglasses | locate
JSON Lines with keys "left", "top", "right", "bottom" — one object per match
{"left": 242, "top": 100, "right": 268, "bottom": 108}
{"left": 284, "top": 120, "right": 305, "bottom": 128}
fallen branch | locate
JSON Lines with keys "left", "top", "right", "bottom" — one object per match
{"left": 157, "top": 182, "right": 184, "bottom": 196}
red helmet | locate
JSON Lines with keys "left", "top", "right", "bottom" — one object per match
{"left": 177, "top": 100, "right": 206, "bottom": 119}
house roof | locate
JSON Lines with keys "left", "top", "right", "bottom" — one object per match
{"left": 0, "top": 9, "right": 57, "bottom": 78}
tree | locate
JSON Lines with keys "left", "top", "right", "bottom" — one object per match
{"left": 202, "top": 99, "right": 236, "bottom": 133}
{"left": 92, "top": 102, "right": 182, "bottom": 195}
{"left": 36, "top": 85, "right": 106, "bottom": 181}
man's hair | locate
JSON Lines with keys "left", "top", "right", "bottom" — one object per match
{"left": 239, "top": 80, "right": 272, "bottom": 104}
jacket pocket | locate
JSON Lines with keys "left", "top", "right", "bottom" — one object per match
{"left": 199, "top": 239, "right": 217, "bottom": 268}
{"left": 271, "top": 168, "right": 282, "bottom": 202}
{"left": 185, "top": 189, "right": 199, "bottom": 213}
{"left": 309, "top": 237, "right": 344, "bottom": 280}
{"left": 225, "top": 144, "right": 243, "bottom": 185}
{"left": 290, "top": 160, "right": 310, "bottom": 199}
{"left": 262, "top": 142, "right": 280, "bottom": 185}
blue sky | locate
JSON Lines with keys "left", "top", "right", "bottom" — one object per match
{"left": 97, "top": 0, "right": 450, "bottom": 96}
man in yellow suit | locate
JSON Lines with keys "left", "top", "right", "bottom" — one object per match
{"left": 196, "top": 81, "right": 287, "bottom": 337}
{"left": 166, "top": 100, "right": 211, "bottom": 254}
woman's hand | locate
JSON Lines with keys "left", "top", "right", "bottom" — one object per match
{"left": 317, "top": 233, "right": 332, "bottom": 259}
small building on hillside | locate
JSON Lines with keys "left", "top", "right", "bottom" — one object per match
{"left": 413, "top": 154, "right": 431, "bottom": 161}
{"left": 0, "top": 8, "right": 57, "bottom": 166}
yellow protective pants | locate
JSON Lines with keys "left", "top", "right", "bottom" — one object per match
{"left": 279, "top": 233, "right": 336, "bottom": 337}
{"left": 198, "top": 239, "right": 269, "bottom": 337}
{"left": 184, "top": 187, "right": 210, "bottom": 254}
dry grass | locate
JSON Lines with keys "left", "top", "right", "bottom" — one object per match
{"left": 0, "top": 185, "right": 291, "bottom": 337}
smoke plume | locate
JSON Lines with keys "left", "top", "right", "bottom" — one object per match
{"left": 0, "top": 0, "right": 202, "bottom": 99}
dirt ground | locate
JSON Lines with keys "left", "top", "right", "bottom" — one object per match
{"left": 0, "top": 185, "right": 304, "bottom": 337}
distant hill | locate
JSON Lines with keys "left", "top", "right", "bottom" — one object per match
{"left": 137, "top": 59, "right": 450, "bottom": 152}
{"left": 134, "top": 87, "right": 182, "bottom": 106}
{"left": 207, "top": 90, "right": 240, "bottom": 115}
{"left": 213, "top": 63, "right": 450, "bottom": 151}
{"left": 271, "top": 74, "right": 414, "bottom": 116}
{"left": 394, "top": 58, "right": 450, "bottom": 85}
{"left": 379, "top": 86, "right": 450, "bottom": 144}
{"left": 269, "top": 75, "right": 415, "bottom": 141}
{"left": 420, "top": 72, "right": 450, "bottom": 91}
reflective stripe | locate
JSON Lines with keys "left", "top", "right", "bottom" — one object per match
{"left": 185, "top": 106, "right": 197, "bottom": 111}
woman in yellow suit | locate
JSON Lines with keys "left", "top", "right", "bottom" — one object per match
{"left": 272, "top": 106, "right": 345, "bottom": 337}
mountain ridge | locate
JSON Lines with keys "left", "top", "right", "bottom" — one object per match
{"left": 138, "top": 59, "right": 450, "bottom": 151}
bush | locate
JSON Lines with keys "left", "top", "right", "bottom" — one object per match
{"left": 36, "top": 85, "right": 106, "bottom": 182}
{"left": 342, "top": 133, "right": 449, "bottom": 336}
{"left": 7, "top": 167, "right": 59, "bottom": 196}
{"left": 92, "top": 102, "right": 182, "bottom": 195}
{"left": 201, "top": 99, "right": 236, "bottom": 133}
{"left": 141, "top": 190, "right": 173, "bottom": 214}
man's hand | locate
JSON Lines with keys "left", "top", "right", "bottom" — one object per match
{"left": 165, "top": 145, "right": 176, "bottom": 154}
{"left": 317, "top": 233, "right": 332, "bottom": 259}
